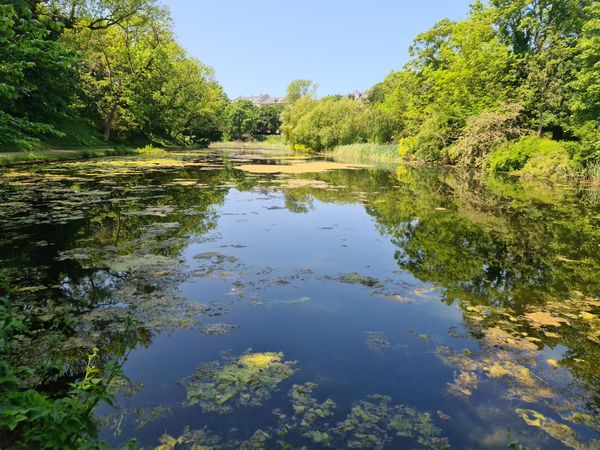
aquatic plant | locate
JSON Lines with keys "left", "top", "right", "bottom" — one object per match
{"left": 0, "top": 294, "right": 127, "bottom": 449}
{"left": 183, "top": 352, "right": 297, "bottom": 413}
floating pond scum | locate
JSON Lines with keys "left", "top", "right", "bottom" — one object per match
{"left": 1, "top": 149, "right": 599, "bottom": 449}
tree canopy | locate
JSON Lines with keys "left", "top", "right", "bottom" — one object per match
{"left": 279, "top": 0, "right": 599, "bottom": 177}
{"left": 0, "top": 0, "right": 227, "bottom": 148}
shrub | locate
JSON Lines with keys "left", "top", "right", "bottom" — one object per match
{"left": 488, "top": 136, "right": 573, "bottom": 178}
{"left": 450, "top": 102, "right": 525, "bottom": 167}
{"left": 398, "top": 136, "right": 418, "bottom": 157}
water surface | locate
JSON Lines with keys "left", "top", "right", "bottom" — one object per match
{"left": 1, "top": 149, "right": 599, "bottom": 449}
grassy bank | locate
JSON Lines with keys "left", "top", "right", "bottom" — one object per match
{"left": 0, "top": 147, "right": 139, "bottom": 167}
{"left": 211, "top": 135, "right": 289, "bottom": 150}
{"left": 325, "top": 143, "right": 399, "bottom": 165}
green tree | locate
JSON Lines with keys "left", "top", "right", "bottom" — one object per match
{"left": 223, "top": 100, "right": 258, "bottom": 141}
{"left": 403, "top": 3, "right": 514, "bottom": 159}
{"left": 0, "top": 2, "right": 77, "bottom": 148}
{"left": 254, "top": 103, "right": 284, "bottom": 135}
{"left": 285, "top": 97, "right": 373, "bottom": 151}
{"left": 285, "top": 79, "right": 318, "bottom": 104}
{"left": 65, "top": 0, "right": 225, "bottom": 145}
{"left": 69, "top": 1, "right": 171, "bottom": 141}
{"left": 570, "top": 2, "right": 600, "bottom": 164}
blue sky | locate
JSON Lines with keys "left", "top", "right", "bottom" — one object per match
{"left": 161, "top": 0, "right": 474, "bottom": 98}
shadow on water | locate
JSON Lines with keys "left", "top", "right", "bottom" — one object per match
{"left": 0, "top": 149, "right": 599, "bottom": 449}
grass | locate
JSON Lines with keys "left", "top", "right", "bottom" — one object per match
{"left": 211, "top": 135, "right": 289, "bottom": 150}
{"left": 43, "top": 116, "right": 110, "bottom": 149}
{"left": 580, "top": 161, "right": 600, "bottom": 185}
{"left": 0, "top": 147, "right": 138, "bottom": 167}
{"left": 325, "top": 143, "right": 399, "bottom": 164}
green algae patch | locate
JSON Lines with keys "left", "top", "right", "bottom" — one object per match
{"left": 183, "top": 352, "right": 296, "bottom": 413}
{"left": 134, "top": 405, "right": 173, "bottom": 430}
{"left": 366, "top": 331, "right": 391, "bottom": 350}
{"left": 515, "top": 409, "right": 595, "bottom": 450}
{"left": 334, "top": 395, "right": 448, "bottom": 450}
{"left": 273, "top": 383, "right": 449, "bottom": 450}
{"left": 339, "top": 272, "right": 381, "bottom": 287}
{"left": 235, "top": 161, "right": 370, "bottom": 174}
{"left": 108, "top": 254, "right": 178, "bottom": 272}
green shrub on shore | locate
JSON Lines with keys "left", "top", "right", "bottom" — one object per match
{"left": 488, "top": 136, "right": 573, "bottom": 178}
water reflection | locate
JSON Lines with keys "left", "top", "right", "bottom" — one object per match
{"left": 0, "top": 150, "right": 599, "bottom": 449}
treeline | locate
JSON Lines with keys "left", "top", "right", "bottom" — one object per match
{"left": 281, "top": 1, "right": 600, "bottom": 178}
{"left": 222, "top": 100, "right": 284, "bottom": 141}
{"left": 1, "top": 0, "right": 226, "bottom": 149}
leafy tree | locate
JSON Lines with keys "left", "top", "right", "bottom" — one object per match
{"left": 405, "top": 3, "right": 514, "bottom": 158}
{"left": 254, "top": 103, "right": 284, "bottom": 135}
{"left": 64, "top": 0, "right": 225, "bottom": 145}
{"left": 285, "top": 79, "right": 318, "bottom": 104}
{"left": 281, "top": 96, "right": 316, "bottom": 148}
{"left": 569, "top": 3, "right": 600, "bottom": 165}
{"left": 0, "top": 2, "right": 77, "bottom": 148}
{"left": 68, "top": 1, "right": 171, "bottom": 141}
{"left": 284, "top": 97, "right": 373, "bottom": 151}
{"left": 223, "top": 100, "right": 258, "bottom": 141}
{"left": 571, "top": 2, "right": 600, "bottom": 123}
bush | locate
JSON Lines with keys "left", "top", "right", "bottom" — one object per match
{"left": 488, "top": 136, "right": 573, "bottom": 178}
{"left": 398, "top": 112, "right": 457, "bottom": 162}
{"left": 570, "top": 121, "right": 600, "bottom": 166}
{"left": 450, "top": 102, "right": 525, "bottom": 167}
{"left": 0, "top": 292, "right": 126, "bottom": 449}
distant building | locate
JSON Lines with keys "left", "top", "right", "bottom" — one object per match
{"left": 345, "top": 90, "right": 368, "bottom": 100}
{"left": 235, "top": 94, "right": 286, "bottom": 106}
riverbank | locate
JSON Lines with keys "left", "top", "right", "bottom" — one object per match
{"left": 0, "top": 147, "right": 138, "bottom": 167}
{"left": 324, "top": 143, "right": 399, "bottom": 165}
{"left": 210, "top": 135, "right": 289, "bottom": 151}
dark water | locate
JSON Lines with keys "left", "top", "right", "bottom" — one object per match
{"left": 1, "top": 149, "right": 599, "bottom": 449}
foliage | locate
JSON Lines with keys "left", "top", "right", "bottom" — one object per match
{"left": 278, "top": 1, "right": 599, "bottom": 179}
{"left": 0, "top": 294, "right": 123, "bottom": 449}
{"left": 68, "top": 0, "right": 225, "bottom": 145}
{"left": 281, "top": 95, "right": 387, "bottom": 151}
{"left": 2, "top": 0, "right": 226, "bottom": 150}
{"left": 285, "top": 79, "right": 318, "bottom": 104}
{"left": 222, "top": 100, "right": 258, "bottom": 141}
{"left": 254, "top": 103, "right": 285, "bottom": 135}
{"left": 488, "top": 135, "right": 573, "bottom": 178}
{"left": 450, "top": 102, "right": 525, "bottom": 167}
{"left": 0, "top": 3, "right": 78, "bottom": 149}
{"left": 329, "top": 143, "right": 398, "bottom": 164}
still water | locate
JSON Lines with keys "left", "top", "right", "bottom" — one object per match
{"left": 1, "top": 149, "right": 599, "bottom": 449}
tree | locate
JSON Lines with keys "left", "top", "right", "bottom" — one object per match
{"left": 0, "top": 2, "right": 77, "bottom": 148}
{"left": 65, "top": 0, "right": 226, "bottom": 145}
{"left": 69, "top": 1, "right": 171, "bottom": 141}
{"left": 285, "top": 79, "right": 318, "bottom": 104}
{"left": 254, "top": 104, "right": 284, "bottom": 135}
{"left": 570, "top": 2, "right": 600, "bottom": 124}
{"left": 223, "top": 100, "right": 258, "bottom": 141}
{"left": 284, "top": 97, "right": 373, "bottom": 151}
{"left": 491, "top": 0, "right": 592, "bottom": 136}
{"left": 569, "top": 2, "right": 600, "bottom": 164}
{"left": 399, "top": 3, "right": 514, "bottom": 159}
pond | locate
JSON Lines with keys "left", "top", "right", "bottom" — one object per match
{"left": 1, "top": 149, "right": 599, "bottom": 449}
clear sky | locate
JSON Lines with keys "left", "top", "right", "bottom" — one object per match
{"left": 161, "top": 0, "right": 474, "bottom": 99}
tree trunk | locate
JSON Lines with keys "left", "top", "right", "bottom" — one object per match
{"left": 104, "top": 105, "right": 117, "bottom": 141}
